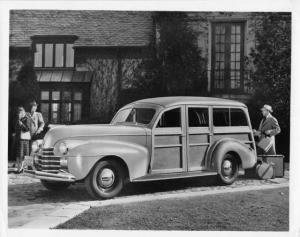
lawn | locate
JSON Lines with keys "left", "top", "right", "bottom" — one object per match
{"left": 56, "top": 187, "right": 289, "bottom": 231}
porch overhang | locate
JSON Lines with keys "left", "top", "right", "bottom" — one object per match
{"left": 35, "top": 70, "right": 93, "bottom": 83}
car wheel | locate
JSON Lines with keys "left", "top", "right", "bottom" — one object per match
{"left": 217, "top": 153, "right": 239, "bottom": 185}
{"left": 40, "top": 180, "right": 71, "bottom": 191}
{"left": 85, "top": 160, "right": 124, "bottom": 199}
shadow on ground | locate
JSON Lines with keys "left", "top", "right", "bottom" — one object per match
{"left": 9, "top": 175, "right": 226, "bottom": 206}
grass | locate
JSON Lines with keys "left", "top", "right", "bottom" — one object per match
{"left": 56, "top": 187, "right": 289, "bottom": 231}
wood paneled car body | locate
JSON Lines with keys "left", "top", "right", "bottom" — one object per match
{"left": 24, "top": 97, "right": 257, "bottom": 199}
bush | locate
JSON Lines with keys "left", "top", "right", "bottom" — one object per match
{"left": 248, "top": 13, "right": 291, "bottom": 159}
{"left": 8, "top": 62, "right": 40, "bottom": 160}
{"left": 132, "top": 12, "right": 207, "bottom": 98}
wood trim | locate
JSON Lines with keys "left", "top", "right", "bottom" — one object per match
{"left": 189, "top": 143, "right": 210, "bottom": 147}
{"left": 154, "top": 144, "right": 183, "bottom": 148}
{"left": 150, "top": 168, "right": 184, "bottom": 174}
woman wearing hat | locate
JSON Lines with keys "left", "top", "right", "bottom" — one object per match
{"left": 27, "top": 100, "right": 45, "bottom": 141}
{"left": 253, "top": 104, "right": 281, "bottom": 155}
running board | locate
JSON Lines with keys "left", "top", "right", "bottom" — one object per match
{"left": 132, "top": 170, "right": 218, "bottom": 182}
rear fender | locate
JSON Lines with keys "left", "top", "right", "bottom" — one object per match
{"left": 206, "top": 138, "right": 257, "bottom": 173}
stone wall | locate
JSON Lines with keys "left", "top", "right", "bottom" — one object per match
{"left": 186, "top": 12, "right": 258, "bottom": 99}
{"left": 76, "top": 48, "right": 144, "bottom": 122}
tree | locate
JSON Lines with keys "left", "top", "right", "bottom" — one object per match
{"left": 10, "top": 62, "right": 40, "bottom": 108}
{"left": 248, "top": 13, "right": 291, "bottom": 158}
{"left": 8, "top": 62, "right": 40, "bottom": 160}
{"left": 133, "top": 12, "right": 207, "bottom": 98}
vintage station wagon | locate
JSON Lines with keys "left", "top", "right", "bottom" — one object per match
{"left": 23, "top": 97, "right": 257, "bottom": 199}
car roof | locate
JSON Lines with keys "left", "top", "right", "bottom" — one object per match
{"left": 130, "top": 96, "right": 246, "bottom": 108}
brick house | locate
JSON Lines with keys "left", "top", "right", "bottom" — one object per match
{"left": 9, "top": 10, "right": 290, "bottom": 125}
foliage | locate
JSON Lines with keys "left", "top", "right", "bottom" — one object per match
{"left": 248, "top": 13, "right": 291, "bottom": 157}
{"left": 10, "top": 62, "right": 40, "bottom": 109}
{"left": 9, "top": 63, "right": 40, "bottom": 129}
{"left": 8, "top": 62, "right": 40, "bottom": 160}
{"left": 133, "top": 12, "right": 207, "bottom": 98}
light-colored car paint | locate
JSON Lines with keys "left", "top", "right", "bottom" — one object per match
{"left": 25, "top": 96, "right": 257, "bottom": 183}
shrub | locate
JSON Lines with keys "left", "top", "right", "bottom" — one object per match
{"left": 248, "top": 13, "right": 291, "bottom": 159}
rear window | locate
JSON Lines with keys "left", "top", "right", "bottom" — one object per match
{"left": 231, "top": 108, "right": 248, "bottom": 126}
{"left": 213, "top": 108, "right": 248, "bottom": 127}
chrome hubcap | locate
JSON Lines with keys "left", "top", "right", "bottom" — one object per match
{"left": 99, "top": 168, "right": 115, "bottom": 188}
{"left": 223, "top": 160, "right": 233, "bottom": 176}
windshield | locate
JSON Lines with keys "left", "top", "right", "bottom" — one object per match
{"left": 111, "top": 107, "right": 156, "bottom": 125}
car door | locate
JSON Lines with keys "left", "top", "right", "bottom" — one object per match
{"left": 186, "top": 105, "right": 211, "bottom": 171}
{"left": 150, "top": 106, "right": 187, "bottom": 174}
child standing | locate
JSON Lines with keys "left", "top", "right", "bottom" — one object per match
{"left": 14, "top": 107, "right": 31, "bottom": 173}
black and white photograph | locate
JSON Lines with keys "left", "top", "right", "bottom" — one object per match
{"left": 0, "top": 0, "right": 299, "bottom": 236}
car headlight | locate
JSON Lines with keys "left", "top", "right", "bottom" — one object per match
{"left": 31, "top": 141, "right": 40, "bottom": 153}
{"left": 58, "top": 142, "right": 68, "bottom": 155}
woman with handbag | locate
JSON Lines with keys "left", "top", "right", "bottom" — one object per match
{"left": 14, "top": 107, "right": 31, "bottom": 173}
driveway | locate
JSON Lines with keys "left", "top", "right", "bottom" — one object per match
{"left": 8, "top": 170, "right": 289, "bottom": 228}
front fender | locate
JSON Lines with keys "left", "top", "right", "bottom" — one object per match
{"left": 207, "top": 138, "right": 257, "bottom": 173}
{"left": 64, "top": 140, "right": 149, "bottom": 181}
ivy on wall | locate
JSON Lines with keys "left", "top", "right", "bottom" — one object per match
{"left": 248, "top": 13, "right": 291, "bottom": 158}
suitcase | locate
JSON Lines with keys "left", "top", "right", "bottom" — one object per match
{"left": 256, "top": 162, "right": 275, "bottom": 180}
{"left": 259, "top": 155, "right": 285, "bottom": 177}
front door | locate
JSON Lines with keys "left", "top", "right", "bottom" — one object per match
{"left": 186, "top": 106, "right": 211, "bottom": 171}
{"left": 151, "top": 106, "right": 187, "bottom": 174}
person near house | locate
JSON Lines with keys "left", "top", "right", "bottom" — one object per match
{"left": 253, "top": 104, "right": 281, "bottom": 155}
{"left": 27, "top": 100, "right": 45, "bottom": 141}
{"left": 14, "top": 107, "right": 31, "bottom": 173}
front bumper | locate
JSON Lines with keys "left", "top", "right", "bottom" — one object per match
{"left": 23, "top": 169, "right": 76, "bottom": 182}
{"left": 23, "top": 155, "right": 75, "bottom": 182}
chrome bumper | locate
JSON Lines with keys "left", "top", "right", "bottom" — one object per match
{"left": 22, "top": 153, "right": 76, "bottom": 182}
{"left": 23, "top": 169, "right": 76, "bottom": 182}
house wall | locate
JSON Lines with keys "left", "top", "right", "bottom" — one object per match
{"left": 75, "top": 48, "right": 144, "bottom": 122}
{"left": 186, "top": 12, "right": 259, "bottom": 102}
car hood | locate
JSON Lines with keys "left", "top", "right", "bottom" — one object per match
{"left": 43, "top": 124, "right": 147, "bottom": 147}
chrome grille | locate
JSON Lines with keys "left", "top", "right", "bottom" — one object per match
{"left": 35, "top": 147, "right": 61, "bottom": 173}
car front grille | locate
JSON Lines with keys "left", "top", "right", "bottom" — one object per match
{"left": 35, "top": 147, "right": 61, "bottom": 173}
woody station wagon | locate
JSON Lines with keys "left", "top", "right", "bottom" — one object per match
{"left": 23, "top": 97, "right": 257, "bottom": 199}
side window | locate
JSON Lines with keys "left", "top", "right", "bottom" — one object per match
{"left": 213, "top": 108, "right": 229, "bottom": 126}
{"left": 188, "top": 108, "right": 209, "bottom": 127}
{"left": 157, "top": 108, "right": 181, "bottom": 128}
{"left": 231, "top": 108, "right": 248, "bottom": 126}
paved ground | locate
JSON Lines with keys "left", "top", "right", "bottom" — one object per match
{"left": 8, "top": 169, "right": 289, "bottom": 228}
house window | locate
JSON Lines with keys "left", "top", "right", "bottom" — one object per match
{"left": 40, "top": 89, "right": 83, "bottom": 124}
{"left": 34, "top": 43, "right": 74, "bottom": 68}
{"left": 211, "top": 22, "right": 245, "bottom": 92}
